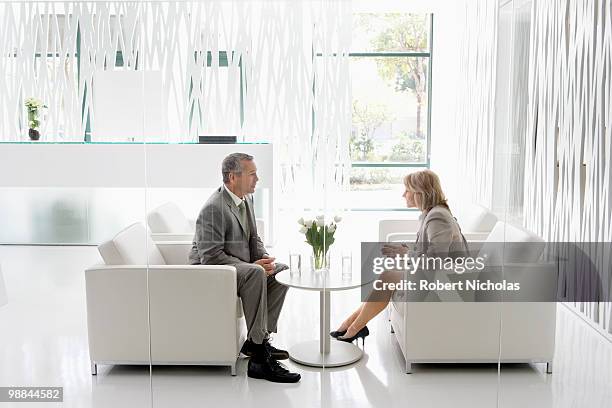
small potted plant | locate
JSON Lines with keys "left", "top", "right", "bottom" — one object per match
{"left": 25, "top": 97, "right": 46, "bottom": 141}
{"left": 298, "top": 214, "right": 342, "bottom": 272}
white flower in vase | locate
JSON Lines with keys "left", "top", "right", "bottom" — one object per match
{"left": 300, "top": 213, "right": 339, "bottom": 272}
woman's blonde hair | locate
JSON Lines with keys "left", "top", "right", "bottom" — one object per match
{"left": 404, "top": 169, "right": 450, "bottom": 212}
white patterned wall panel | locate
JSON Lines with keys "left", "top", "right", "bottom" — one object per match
{"left": 523, "top": 0, "right": 612, "bottom": 336}
{"left": 455, "top": 0, "right": 499, "bottom": 209}
{"left": 455, "top": 0, "right": 611, "bottom": 336}
{"left": 241, "top": 1, "right": 351, "bottom": 205}
{"left": 0, "top": 1, "right": 351, "bottom": 205}
{"left": 311, "top": 1, "right": 351, "bottom": 209}
{"left": 0, "top": 2, "right": 82, "bottom": 140}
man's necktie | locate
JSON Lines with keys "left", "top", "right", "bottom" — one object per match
{"left": 238, "top": 201, "right": 250, "bottom": 236}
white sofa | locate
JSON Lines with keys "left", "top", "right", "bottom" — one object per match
{"left": 381, "top": 204, "right": 498, "bottom": 243}
{"left": 85, "top": 223, "right": 246, "bottom": 376}
{"left": 147, "top": 201, "right": 266, "bottom": 244}
{"left": 388, "top": 221, "right": 556, "bottom": 374}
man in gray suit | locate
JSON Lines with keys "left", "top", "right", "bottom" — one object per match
{"left": 189, "top": 152, "right": 300, "bottom": 383}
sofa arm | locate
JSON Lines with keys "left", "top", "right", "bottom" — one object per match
{"left": 156, "top": 241, "right": 193, "bottom": 265}
{"left": 379, "top": 219, "right": 421, "bottom": 242}
{"left": 387, "top": 231, "right": 490, "bottom": 243}
{"left": 85, "top": 266, "right": 151, "bottom": 363}
{"left": 474, "top": 262, "right": 559, "bottom": 301}
{"left": 386, "top": 232, "right": 418, "bottom": 242}
{"left": 500, "top": 262, "right": 559, "bottom": 301}
{"left": 462, "top": 231, "right": 491, "bottom": 241}
{"left": 151, "top": 232, "right": 194, "bottom": 242}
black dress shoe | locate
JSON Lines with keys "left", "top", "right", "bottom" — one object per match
{"left": 337, "top": 326, "right": 369, "bottom": 346}
{"left": 329, "top": 329, "right": 347, "bottom": 338}
{"left": 265, "top": 341, "right": 290, "bottom": 360}
{"left": 240, "top": 339, "right": 255, "bottom": 357}
{"left": 248, "top": 358, "right": 301, "bottom": 383}
{"left": 241, "top": 339, "right": 289, "bottom": 360}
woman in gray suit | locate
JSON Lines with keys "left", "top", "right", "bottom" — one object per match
{"left": 333, "top": 169, "right": 468, "bottom": 344}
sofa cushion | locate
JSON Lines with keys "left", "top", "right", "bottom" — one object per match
{"left": 99, "top": 223, "right": 166, "bottom": 265}
{"left": 147, "top": 202, "right": 191, "bottom": 233}
{"left": 459, "top": 204, "right": 498, "bottom": 232}
{"left": 478, "top": 221, "right": 545, "bottom": 264}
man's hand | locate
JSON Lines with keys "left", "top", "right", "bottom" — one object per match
{"left": 254, "top": 255, "right": 276, "bottom": 276}
{"left": 381, "top": 243, "right": 409, "bottom": 257}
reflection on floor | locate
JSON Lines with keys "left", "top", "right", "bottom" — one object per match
{"left": 0, "top": 245, "right": 610, "bottom": 408}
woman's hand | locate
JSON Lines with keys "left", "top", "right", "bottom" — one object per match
{"left": 381, "top": 243, "right": 409, "bottom": 257}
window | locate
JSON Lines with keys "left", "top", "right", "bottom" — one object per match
{"left": 348, "top": 13, "right": 432, "bottom": 210}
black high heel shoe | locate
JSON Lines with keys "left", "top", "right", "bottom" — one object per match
{"left": 337, "top": 326, "right": 369, "bottom": 347}
{"left": 330, "top": 329, "right": 347, "bottom": 338}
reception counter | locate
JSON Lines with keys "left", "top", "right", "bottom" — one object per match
{"left": 0, "top": 142, "right": 273, "bottom": 245}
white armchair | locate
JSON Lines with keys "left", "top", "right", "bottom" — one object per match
{"left": 388, "top": 221, "right": 556, "bottom": 374}
{"left": 147, "top": 201, "right": 267, "bottom": 244}
{"left": 85, "top": 223, "right": 246, "bottom": 376}
{"left": 381, "top": 204, "right": 498, "bottom": 243}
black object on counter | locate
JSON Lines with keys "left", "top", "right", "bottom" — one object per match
{"left": 198, "top": 135, "right": 237, "bottom": 144}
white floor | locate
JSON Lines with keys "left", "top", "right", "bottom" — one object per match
{"left": 0, "top": 245, "right": 611, "bottom": 408}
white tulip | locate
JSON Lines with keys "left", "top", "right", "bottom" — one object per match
{"left": 334, "top": 215, "right": 342, "bottom": 223}
{"left": 316, "top": 214, "right": 325, "bottom": 221}
{"left": 328, "top": 224, "right": 336, "bottom": 233}
{"left": 297, "top": 217, "right": 305, "bottom": 225}
{"left": 315, "top": 219, "right": 325, "bottom": 227}
{"left": 304, "top": 219, "right": 314, "bottom": 228}
{"left": 299, "top": 226, "right": 308, "bottom": 233}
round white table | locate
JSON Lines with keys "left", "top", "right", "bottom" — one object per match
{"left": 275, "top": 269, "right": 364, "bottom": 367}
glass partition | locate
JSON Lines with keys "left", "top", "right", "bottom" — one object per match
{"left": 0, "top": 2, "right": 152, "bottom": 406}
{"left": 494, "top": 2, "right": 554, "bottom": 407}
{"left": 497, "top": 1, "right": 610, "bottom": 407}
{"left": 324, "top": 5, "right": 504, "bottom": 408}
{"left": 141, "top": 1, "right": 320, "bottom": 406}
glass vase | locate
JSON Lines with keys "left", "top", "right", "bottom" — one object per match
{"left": 311, "top": 249, "right": 330, "bottom": 273}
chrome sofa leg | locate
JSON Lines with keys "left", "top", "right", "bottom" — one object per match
{"left": 91, "top": 361, "right": 97, "bottom": 376}
{"left": 230, "top": 363, "right": 237, "bottom": 376}
{"left": 546, "top": 361, "right": 553, "bottom": 374}
{"left": 405, "top": 362, "right": 412, "bottom": 374}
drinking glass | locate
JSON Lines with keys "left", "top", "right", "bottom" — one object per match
{"left": 341, "top": 251, "right": 352, "bottom": 280}
{"left": 289, "top": 253, "right": 301, "bottom": 277}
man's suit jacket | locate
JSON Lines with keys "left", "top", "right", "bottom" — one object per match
{"left": 189, "top": 186, "right": 267, "bottom": 265}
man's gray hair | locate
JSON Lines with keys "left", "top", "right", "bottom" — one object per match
{"left": 222, "top": 152, "right": 254, "bottom": 183}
